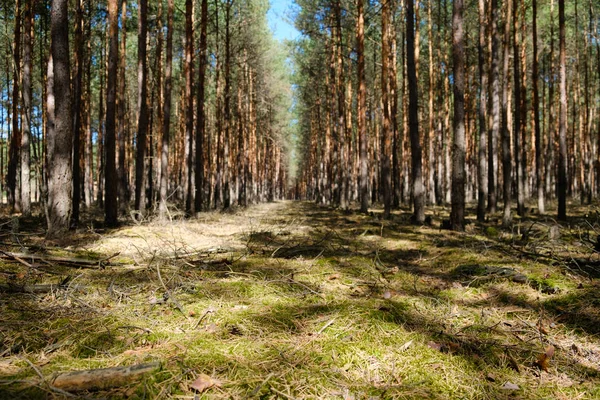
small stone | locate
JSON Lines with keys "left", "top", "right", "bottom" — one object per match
{"left": 501, "top": 381, "right": 519, "bottom": 390}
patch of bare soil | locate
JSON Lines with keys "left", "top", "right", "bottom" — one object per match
{"left": 81, "top": 201, "right": 309, "bottom": 261}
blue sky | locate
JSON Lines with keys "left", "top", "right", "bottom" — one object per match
{"left": 267, "top": 0, "right": 301, "bottom": 42}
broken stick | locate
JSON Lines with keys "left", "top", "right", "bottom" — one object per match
{"left": 51, "top": 362, "right": 160, "bottom": 391}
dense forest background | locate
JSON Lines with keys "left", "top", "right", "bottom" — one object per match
{"left": 0, "top": 0, "right": 599, "bottom": 236}
{"left": 293, "top": 0, "right": 600, "bottom": 229}
{"left": 0, "top": 0, "right": 294, "bottom": 236}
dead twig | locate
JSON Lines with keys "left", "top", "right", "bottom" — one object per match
{"left": 0, "top": 249, "right": 34, "bottom": 268}
{"left": 316, "top": 318, "right": 336, "bottom": 335}
{"left": 193, "top": 307, "right": 216, "bottom": 329}
{"left": 51, "top": 362, "right": 161, "bottom": 392}
{"left": 156, "top": 263, "right": 185, "bottom": 314}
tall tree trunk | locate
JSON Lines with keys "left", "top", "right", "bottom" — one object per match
{"left": 390, "top": 10, "right": 399, "bottom": 208}
{"left": 532, "top": 0, "right": 544, "bottom": 213}
{"left": 488, "top": 0, "right": 500, "bottom": 214}
{"left": 557, "top": 0, "right": 567, "bottom": 220}
{"left": 134, "top": 0, "right": 148, "bottom": 214}
{"left": 21, "top": 0, "right": 32, "bottom": 216}
{"left": 151, "top": 0, "right": 163, "bottom": 209}
{"left": 451, "top": 0, "right": 465, "bottom": 231}
{"left": 546, "top": 0, "right": 556, "bottom": 201}
{"left": 584, "top": 0, "right": 592, "bottom": 203}
{"left": 513, "top": 0, "right": 524, "bottom": 216}
{"left": 71, "top": 0, "right": 83, "bottom": 225}
{"left": 159, "top": 0, "right": 173, "bottom": 218}
{"left": 406, "top": 0, "right": 425, "bottom": 223}
{"left": 213, "top": 0, "right": 222, "bottom": 209}
{"left": 223, "top": 0, "right": 231, "bottom": 209}
{"left": 97, "top": 36, "right": 105, "bottom": 206}
{"left": 237, "top": 56, "right": 248, "bottom": 207}
{"left": 501, "top": 0, "right": 513, "bottom": 226}
{"left": 184, "top": 0, "right": 194, "bottom": 213}
{"left": 45, "top": 54, "right": 54, "bottom": 210}
{"left": 326, "top": 36, "right": 334, "bottom": 205}
{"left": 434, "top": 0, "right": 443, "bottom": 204}
{"left": 427, "top": 0, "right": 436, "bottom": 206}
{"left": 104, "top": 0, "right": 119, "bottom": 227}
{"left": 381, "top": 0, "right": 392, "bottom": 218}
{"left": 357, "top": 0, "right": 368, "bottom": 213}
{"left": 442, "top": 0, "right": 451, "bottom": 204}
{"left": 477, "top": 0, "right": 488, "bottom": 221}
{"left": 47, "top": 0, "right": 72, "bottom": 236}
{"left": 117, "top": 0, "right": 128, "bottom": 216}
{"left": 84, "top": 12, "right": 93, "bottom": 208}
{"left": 518, "top": 0, "right": 528, "bottom": 213}
{"left": 334, "top": 0, "right": 346, "bottom": 209}
{"left": 8, "top": 0, "right": 21, "bottom": 212}
{"left": 195, "top": 0, "right": 208, "bottom": 213}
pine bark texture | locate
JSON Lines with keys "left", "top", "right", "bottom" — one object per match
{"left": 557, "top": 0, "right": 567, "bottom": 220}
{"left": 135, "top": 0, "right": 149, "bottom": 213}
{"left": 8, "top": 0, "right": 21, "bottom": 212}
{"left": 488, "top": 0, "right": 500, "bottom": 214}
{"left": 501, "top": 0, "right": 513, "bottom": 227}
{"left": 104, "top": 0, "right": 119, "bottom": 227}
{"left": 21, "top": 0, "right": 32, "bottom": 216}
{"left": 406, "top": 0, "right": 425, "bottom": 223}
{"left": 451, "top": 0, "right": 465, "bottom": 231}
{"left": 47, "top": 0, "right": 73, "bottom": 236}
{"left": 159, "top": 0, "right": 174, "bottom": 218}
{"left": 381, "top": 0, "right": 392, "bottom": 219}
{"left": 357, "top": 0, "right": 368, "bottom": 214}
{"left": 477, "top": 0, "right": 488, "bottom": 221}
{"left": 195, "top": 0, "right": 208, "bottom": 213}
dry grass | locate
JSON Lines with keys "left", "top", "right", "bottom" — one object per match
{"left": 1, "top": 200, "right": 600, "bottom": 399}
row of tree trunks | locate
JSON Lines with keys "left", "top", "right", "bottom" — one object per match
{"left": 294, "top": 0, "right": 591, "bottom": 227}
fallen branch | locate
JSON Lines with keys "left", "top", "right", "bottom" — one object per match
{"left": 0, "top": 283, "right": 86, "bottom": 294}
{"left": 0, "top": 249, "right": 34, "bottom": 268}
{"left": 51, "top": 362, "right": 161, "bottom": 391}
{"left": 0, "top": 251, "right": 121, "bottom": 269}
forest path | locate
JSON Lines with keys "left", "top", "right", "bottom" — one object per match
{"left": 86, "top": 201, "right": 308, "bottom": 261}
{"left": 2, "top": 201, "right": 600, "bottom": 399}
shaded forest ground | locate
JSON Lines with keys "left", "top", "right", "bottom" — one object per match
{"left": 1, "top": 201, "right": 600, "bottom": 399}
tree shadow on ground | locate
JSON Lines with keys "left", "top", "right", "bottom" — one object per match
{"left": 239, "top": 294, "right": 600, "bottom": 398}
{"left": 1, "top": 201, "right": 600, "bottom": 398}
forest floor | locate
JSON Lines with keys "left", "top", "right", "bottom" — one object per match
{"left": 1, "top": 200, "right": 600, "bottom": 399}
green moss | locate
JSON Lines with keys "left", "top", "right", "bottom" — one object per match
{"left": 485, "top": 226, "right": 499, "bottom": 237}
{"left": 2, "top": 202, "right": 600, "bottom": 399}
